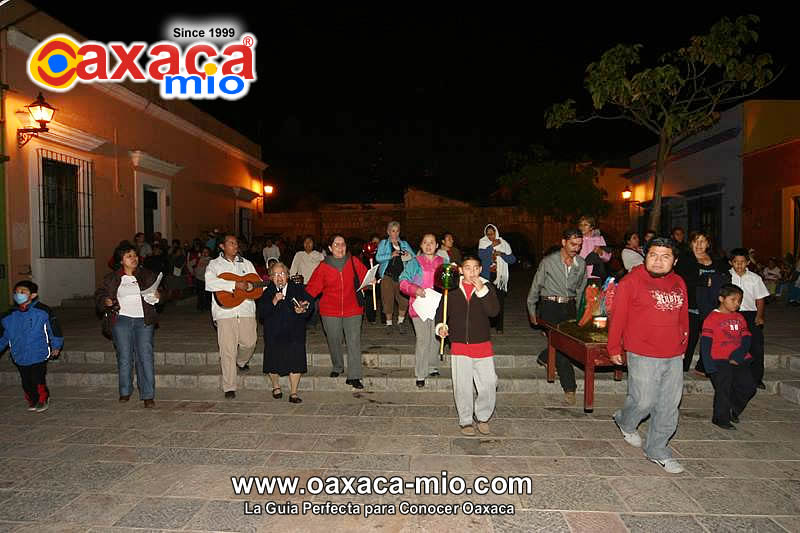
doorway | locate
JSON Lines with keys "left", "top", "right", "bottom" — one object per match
{"left": 144, "top": 187, "right": 159, "bottom": 239}
{"left": 135, "top": 172, "right": 171, "bottom": 241}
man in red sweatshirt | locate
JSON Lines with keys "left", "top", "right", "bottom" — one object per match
{"left": 608, "top": 237, "right": 689, "bottom": 474}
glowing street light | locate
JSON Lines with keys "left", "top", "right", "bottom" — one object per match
{"left": 621, "top": 186, "right": 632, "bottom": 200}
{"left": 264, "top": 184, "right": 274, "bottom": 195}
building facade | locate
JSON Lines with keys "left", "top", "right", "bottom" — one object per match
{"left": 625, "top": 100, "right": 800, "bottom": 257}
{"left": 1, "top": 7, "right": 267, "bottom": 307}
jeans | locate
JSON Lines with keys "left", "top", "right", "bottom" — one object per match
{"left": 614, "top": 352, "right": 683, "bottom": 461}
{"left": 112, "top": 315, "right": 155, "bottom": 400}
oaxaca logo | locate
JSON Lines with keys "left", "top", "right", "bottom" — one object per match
{"left": 27, "top": 33, "right": 257, "bottom": 101}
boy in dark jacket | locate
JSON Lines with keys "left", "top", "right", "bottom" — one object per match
{"left": 701, "top": 283, "right": 756, "bottom": 430}
{"left": 0, "top": 281, "right": 64, "bottom": 412}
{"left": 435, "top": 256, "right": 500, "bottom": 436}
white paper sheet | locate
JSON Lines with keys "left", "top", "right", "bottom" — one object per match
{"left": 412, "top": 288, "right": 442, "bottom": 322}
{"left": 140, "top": 272, "right": 163, "bottom": 295}
{"left": 357, "top": 264, "right": 380, "bottom": 291}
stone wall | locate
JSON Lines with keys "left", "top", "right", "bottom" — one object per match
{"left": 261, "top": 187, "right": 632, "bottom": 257}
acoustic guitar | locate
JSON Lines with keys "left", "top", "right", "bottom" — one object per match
{"left": 214, "top": 272, "right": 270, "bottom": 308}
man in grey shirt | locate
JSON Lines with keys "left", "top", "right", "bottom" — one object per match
{"left": 528, "top": 228, "right": 587, "bottom": 405}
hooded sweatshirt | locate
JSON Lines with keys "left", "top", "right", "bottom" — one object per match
{"left": 607, "top": 264, "right": 689, "bottom": 358}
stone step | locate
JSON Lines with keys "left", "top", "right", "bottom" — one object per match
{"left": 778, "top": 380, "right": 800, "bottom": 406}
{"left": 2, "top": 363, "right": 796, "bottom": 396}
{"left": 46, "top": 350, "right": 800, "bottom": 371}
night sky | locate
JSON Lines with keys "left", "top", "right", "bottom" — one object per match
{"left": 25, "top": 3, "right": 799, "bottom": 207}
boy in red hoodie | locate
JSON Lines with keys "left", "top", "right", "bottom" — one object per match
{"left": 700, "top": 283, "right": 756, "bottom": 430}
{"left": 608, "top": 237, "right": 689, "bottom": 474}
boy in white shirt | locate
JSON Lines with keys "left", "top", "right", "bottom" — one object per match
{"left": 729, "top": 248, "right": 771, "bottom": 391}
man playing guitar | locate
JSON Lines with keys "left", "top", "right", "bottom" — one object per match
{"left": 204, "top": 234, "right": 259, "bottom": 399}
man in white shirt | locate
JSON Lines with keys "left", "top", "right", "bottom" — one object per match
{"left": 262, "top": 238, "right": 281, "bottom": 265}
{"left": 729, "top": 247, "right": 771, "bottom": 390}
{"left": 289, "top": 236, "right": 324, "bottom": 285}
{"left": 205, "top": 234, "right": 259, "bottom": 399}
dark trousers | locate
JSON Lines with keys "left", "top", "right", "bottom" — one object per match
{"left": 16, "top": 361, "right": 48, "bottom": 405}
{"left": 537, "top": 300, "right": 577, "bottom": 392}
{"left": 490, "top": 288, "right": 506, "bottom": 331}
{"left": 739, "top": 311, "right": 765, "bottom": 385}
{"left": 195, "top": 279, "right": 211, "bottom": 310}
{"left": 684, "top": 311, "right": 707, "bottom": 373}
{"left": 363, "top": 287, "right": 378, "bottom": 323}
{"left": 709, "top": 361, "right": 756, "bottom": 424}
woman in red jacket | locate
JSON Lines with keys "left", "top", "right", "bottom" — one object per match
{"left": 305, "top": 234, "right": 368, "bottom": 389}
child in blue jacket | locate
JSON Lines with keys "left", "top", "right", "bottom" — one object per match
{"left": 0, "top": 281, "right": 64, "bottom": 412}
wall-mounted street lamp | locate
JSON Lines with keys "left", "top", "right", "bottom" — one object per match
{"left": 17, "top": 93, "right": 56, "bottom": 148}
{"left": 621, "top": 186, "right": 632, "bottom": 200}
{"left": 264, "top": 184, "right": 274, "bottom": 195}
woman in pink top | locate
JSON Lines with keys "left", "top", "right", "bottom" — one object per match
{"left": 399, "top": 233, "right": 447, "bottom": 388}
{"left": 578, "top": 215, "right": 611, "bottom": 280}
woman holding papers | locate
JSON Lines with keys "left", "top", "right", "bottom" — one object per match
{"left": 95, "top": 241, "right": 161, "bottom": 407}
{"left": 400, "top": 233, "right": 448, "bottom": 388}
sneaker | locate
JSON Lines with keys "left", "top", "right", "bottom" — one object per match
{"left": 647, "top": 456, "right": 685, "bottom": 474}
{"left": 564, "top": 391, "right": 576, "bottom": 406}
{"left": 613, "top": 415, "right": 642, "bottom": 448}
{"left": 34, "top": 400, "right": 49, "bottom": 412}
{"left": 476, "top": 421, "right": 490, "bottom": 435}
{"left": 224, "top": 391, "right": 236, "bottom": 400}
{"left": 428, "top": 370, "right": 440, "bottom": 377}
{"left": 27, "top": 404, "right": 37, "bottom": 412}
{"left": 416, "top": 380, "right": 425, "bottom": 388}
{"left": 460, "top": 425, "right": 476, "bottom": 436}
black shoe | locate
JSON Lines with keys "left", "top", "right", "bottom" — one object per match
{"left": 272, "top": 387, "right": 283, "bottom": 399}
{"left": 756, "top": 381, "right": 766, "bottom": 390}
{"left": 730, "top": 411, "right": 740, "bottom": 424}
{"left": 536, "top": 357, "right": 547, "bottom": 368}
{"left": 397, "top": 321, "right": 408, "bottom": 334}
{"left": 224, "top": 391, "right": 236, "bottom": 400}
{"left": 416, "top": 380, "right": 425, "bottom": 388}
{"left": 712, "top": 419, "right": 736, "bottom": 430}
{"left": 428, "top": 370, "right": 440, "bottom": 377}
{"left": 346, "top": 379, "right": 364, "bottom": 389}
{"left": 289, "top": 394, "right": 302, "bottom": 404}
{"left": 237, "top": 363, "right": 250, "bottom": 372}
{"left": 330, "top": 371, "right": 340, "bottom": 378}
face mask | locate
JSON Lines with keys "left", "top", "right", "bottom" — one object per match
{"left": 14, "top": 293, "right": 29, "bottom": 305}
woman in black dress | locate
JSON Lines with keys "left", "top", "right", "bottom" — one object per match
{"left": 259, "top": 261, "right": 312, "bottom": 403}
{"left": 674, "top": 231, "right": 730, "bottom": 374}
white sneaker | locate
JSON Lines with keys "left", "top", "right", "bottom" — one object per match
{"left": 613, "top": 415, "right": 642, "bottom": 447}
{"left": 647, "top": 457, "right": 684, "bottom": 474}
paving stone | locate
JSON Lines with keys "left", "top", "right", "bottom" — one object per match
{"left": 620, "top": 513, "right": 705, "bottom": 532}
{"left": 609, "top": 477, "right": 700, "bottom": 512}
{"left": 0, "top": 490, "right": 81, "bottom": 521}
{"left": 26, "top": 461, "right": 137, "bottom": 491}
{"left": 674, "top": 478, "right": 800, "bottom": 515}
{"left": 695, "top": 515, "right": 788, "bottom": 533}
{"left": 563, "top": 512, "right": 627, "bottom": 533}
{"left": 54, "top": 493, "right": 142, "bottom": 526}
{"left": 490, "top": 510, "right": 571, "bottom": 532}
{"left": 520, "top": 475, "right": 626, "bottom": 511}
{"left": 184, "top": 500, "right": 260, "bottom": 532}
{"left": 113, "top": 496, "right": 206, "bottom": 529}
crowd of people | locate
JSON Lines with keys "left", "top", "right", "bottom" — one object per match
{"left": 2, "top": 216, "right": 797, "bottom": 470}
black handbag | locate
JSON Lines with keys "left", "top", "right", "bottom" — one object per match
{"left": 101, "top": 309, "right": 115, "bottom": 340}
{"left": 351, "top": 258, "right": 366, "bottom": 307}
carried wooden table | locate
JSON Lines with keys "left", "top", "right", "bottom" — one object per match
{"left": 538, "top": 319, "right": 626, "bottom": 412}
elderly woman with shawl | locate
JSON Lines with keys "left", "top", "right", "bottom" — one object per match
{"left": 478, "top": 224, "right": 516, "bottom": 334}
